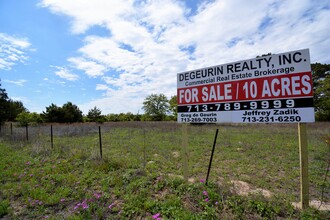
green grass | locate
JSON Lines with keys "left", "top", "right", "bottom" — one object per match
{"left": 0, "top": 122, "right": 329, "bottom": 219}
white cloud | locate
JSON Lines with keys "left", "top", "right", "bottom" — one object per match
{"left": 40, "top": 0, "right": 330, "bottom": 114}
{"left": 4, "top": 79, "right": 27, "bottom": 87}
{"left": 0, "top": 33, "right": 31, "bottom": 70}
{"left": 68, "top": 57, "right": 106, "bottom": 77}
{"left": 53, "top": 66, "right": 79, "bottom": 81}
{"left": 11, "top": 96, "right": 30, "bottom": 103}
{"left": 95, "top": 84, "right": 109, "bottom": 91}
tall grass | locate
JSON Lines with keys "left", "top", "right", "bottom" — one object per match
{"left": 0, "top": 122, "right": 329, "bottom": 219}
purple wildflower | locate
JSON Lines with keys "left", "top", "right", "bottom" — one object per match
{"left": 200, "top": 179, "right": 205, "bottom": 183}
{"left": 108, "top": 202, "right": 115, "bottom": 209}
{"left": 60, "top": 198, "right": 65, "bottom": 202}
{"left": 82, "top": 200, "right": 88, "bottom": 209}
{"left": 153, "top": 213, "right": 161, "bottom": 219}
{"left": 74, "top": 203, "right": 81, "bottom": 210}
{"left": 203, "top": 190, "right": 208, "bottom": 196}
{"left": 205, "top": 198, "right": 209, "bottom": 202}
{"left": 93, "top": 193, "right": 101, "bottom": 199}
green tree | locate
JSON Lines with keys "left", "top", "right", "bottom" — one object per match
{"left": 87, "top": 106, "right": 102, "bottom": 122}
{"left": 43, "top": 102, "right": 83, "bottom": 123}
{"left": 169, "top": 95, "right": 177, "bottom": 118}
{"left": 311, "top": 63, "right": 330, "bottom": 121}
{"left": 107, "top": 113, "right": 119, "bottom": 122}
{"left": 43, "top": 103, "right": 63, "bottom": 122}
{"left": 314, "top": 75, "right": 330, "bottom": 121}
{"left": 15, "top": 112, "right": 30, "bottom": 126}
{"left": 7, "top": 100, "right": 27, "bottom": 121}
{"left": 0, "top": 80, "right": 28, "bottom": 123}
{"left": 0, "top": 79, "right": 9, "bottom": 124}
{"left": 16, "top": 112, "right": 43, "bottom": 127}
{"left": 62, "top": 102, "right": 83, "bottom": 123}
{"left": 142, "top": 93, "right": 169, "bottom": 121}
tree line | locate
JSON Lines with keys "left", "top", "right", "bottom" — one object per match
{"left": 0, "top": 62, "right": 329, "bottom": 125}
{"left": 0, "top": 81, "right": 177, "bottom": 125}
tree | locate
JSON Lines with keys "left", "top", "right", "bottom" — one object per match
{"left": 142, "top": 94, "right": 169, "bottom": 121}
{"left": 0, "top": 79, "right": 9, "bottom": 124}
{"left": 87, "top": 106, "right": 105, "bottom": 122}
{"left": 0, "top": 80, "right": 28, "bottom": 123}
{"left": 107, "top": 113, "right": 119, "bottom": 122}
{"left": 62, "top": 102, "right": 83, "bottom": 123}
{"left": 7, "top": 100, "right": 27, "bottom": 121}
{"left": 43, "top": 103, "right": 63, "bottom": 122}
{"left": 311, "top": 63, "right": 330, "bottom": 121}
{"left": 43, "top": 102, "right": 83, "bottom": 123}
{"left": 15, "top": 112, "right": 30, "bottom": 126}
{"left": 169, "top": 95, "right": 177, "bottom": 117}
{"left": 314, "top": 75, "right": 330, "bottom": 121}
{"left": 16, "top": 112, "right": 43, "bottom": 127}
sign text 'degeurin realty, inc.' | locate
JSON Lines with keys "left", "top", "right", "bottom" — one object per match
{"left": 177, "top": 49, "right": 315, "bottom": 123}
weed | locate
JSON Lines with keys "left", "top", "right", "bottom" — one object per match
{"left": 0, "top": 122, "right": 329, "bottom": 219}
{"left": 0, "top": 199, "right": 10, "bottom": 217}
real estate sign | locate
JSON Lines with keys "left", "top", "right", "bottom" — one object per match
{"left": 177, "top": 49, "right": 314, "bottom": 123}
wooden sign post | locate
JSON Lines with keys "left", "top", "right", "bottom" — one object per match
{"left": 182, "top": 124, "right": 189, "bottom": 182}
{"left": 298, "top": 123, "right": 309, "bottom": 209}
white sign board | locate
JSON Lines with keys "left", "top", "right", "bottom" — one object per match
{"left": 177, "top": 49, "right": 314, "bottom": 123}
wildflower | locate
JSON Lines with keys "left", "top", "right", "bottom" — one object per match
{"left": 203, "top": 190, "right": 208, "bottom": 196}
{"left": 205, "top": 198, "right": 209, "bottom": 202}
{"left": 26, "top": 161, "right": 31, "bottom": 165}
{"left": 108, "top": 202, "right": 115, "bottom": 209}
{"left": 30, "top": 174, "right": 34, "bottom": 177}
{"left": 215, "top": 201, "right": 219, "bottom": 205}
{"left": 200, "top": 179, "right": 205, "bottom": 183}
{"left": 82, "top": 200, "right": 89, "bottom": 209}
{"left": 60, "top": 198, "right": 65, "bottom": 202}
{"left": 74, "top": 203, "right": 81, "bottom": 210}
{"left": 153, "top": 213, "right": 161, "bottom": 219}
{"left": 93, "top": 193, "right": 101, "bottom": 199}
{"left": 44, "top": 216, "right": 49, "bottom": 219}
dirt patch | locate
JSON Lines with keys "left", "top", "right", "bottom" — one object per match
{"left": 172, "top": 151, "right": 180, "bottom": 158}
{"left": 292, "top": 200, "right": 330, "bottom": 211}
{"left": 188, "top": 177, "right": 195, "bottom": 183}
{"left": 230, "top": 180, "right": 273, "bottom": 198}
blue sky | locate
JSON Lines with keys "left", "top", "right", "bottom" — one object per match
{"left": 1, "top": 0, "right": 329, "bottom": 114}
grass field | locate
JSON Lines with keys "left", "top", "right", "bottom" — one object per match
{"left": 0, "top": 122, "right": 329, "bottom": 219}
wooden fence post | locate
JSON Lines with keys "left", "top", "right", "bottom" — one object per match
{"left": 99, "top": 126, "right": 103, "bottom": 159}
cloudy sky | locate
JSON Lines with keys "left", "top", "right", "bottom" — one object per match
{"left": 1, "top": 0, "right": 329, "bottom": 114}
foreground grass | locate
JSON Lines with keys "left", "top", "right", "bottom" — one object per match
{"left": 0, "top": 122, "right": 329, "bottom": 219}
